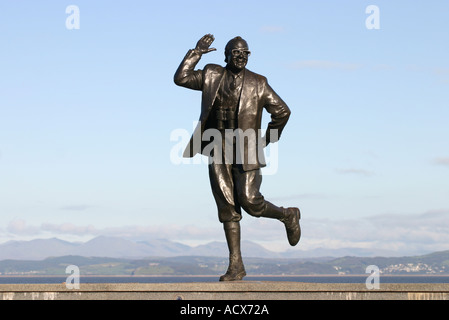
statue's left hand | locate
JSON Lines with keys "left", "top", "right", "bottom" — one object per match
{"left": 195, "top": 34, "right": 217, "bottom": 54}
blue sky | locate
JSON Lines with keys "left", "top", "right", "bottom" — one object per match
{"left": 0, "top": 1, "right": 448, "bottom": 256}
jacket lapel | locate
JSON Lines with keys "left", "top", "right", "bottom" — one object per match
{"left": 201, "top": 68, "right": 226, "bottom": 119}
{"left": 237, "top": 69, "right": 257, "bottom": 123}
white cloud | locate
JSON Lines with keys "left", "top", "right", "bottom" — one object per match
{"left": 34, "top": 222, "right": 220, "bottom": 242}
{"left": 3, "top": 209, "right": 449, "bottom": 255}
{"left": 305, "top": 210, "right": 449, "bottom": 253}
{"left": 244, "top": 209, "right": 449, "bottom": 254}
{"left": 6, "top": 219, "right": 40, "bottom": 235}
{"left": 41, "top": 223, "right": 97, "bottom": 235}
{"left": 434, "top": 157, "right": 449, "bottom": 167}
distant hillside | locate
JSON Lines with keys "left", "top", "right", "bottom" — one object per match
{"left": 1, "top": 250, "right": 448, "bottom": 276}
{"left": 0, "top": 237, "right": 192, "bottom": 260}
{"left": 0, "top": 236, "right": 278, "bottom": 260}
{"left": 329, "top": 250, "right": 449, "bottom": 275}
{"left": 0, "top": 236, "right": 415, "bottom": 261}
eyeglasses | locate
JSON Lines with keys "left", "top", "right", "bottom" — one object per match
{"left": 231, "top": 49, "right": 251, "bottom": 57}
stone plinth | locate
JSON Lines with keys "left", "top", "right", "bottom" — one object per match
{"left": 1, "top": 282, "right": 449, "bottom": 300}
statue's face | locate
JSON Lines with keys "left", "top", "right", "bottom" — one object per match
{"left": 226, "top": 40, "right": 250, "bottom": 72}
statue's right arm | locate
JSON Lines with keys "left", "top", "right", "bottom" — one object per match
{"left": 173, "top": 49, "right": 204, "bottom": 91}
{"left": 174, "top": 34, "right": 216, "bottom": 91}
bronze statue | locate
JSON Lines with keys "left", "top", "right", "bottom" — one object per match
{"left": 174, "top": 34, "right": 301, "bottom": 281}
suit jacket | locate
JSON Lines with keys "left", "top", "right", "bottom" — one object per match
{"left": 174, "top": 49, "right": 291, "bottom": 171}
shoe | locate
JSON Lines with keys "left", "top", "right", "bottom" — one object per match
{"left": 219, "top": 254, "right": 246, "bottom": 281}
{"left": 219, "top": 268, "right": 246, "bottom": 281}
{"left": 283, "top": 207, "right": 301, "bottom": 246}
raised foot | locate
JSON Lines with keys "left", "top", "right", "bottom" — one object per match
{"left": 283, "top": 207, "right": 301, "bottom": 246}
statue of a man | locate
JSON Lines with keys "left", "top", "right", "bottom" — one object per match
{"left": 174, "top": 34, "right": 301, "bottom": 281}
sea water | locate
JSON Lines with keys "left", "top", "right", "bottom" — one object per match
{"left": 1, "top": 275, "right": 449, "bottom": 284}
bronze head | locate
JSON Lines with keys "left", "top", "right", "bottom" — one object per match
{"left": 224, "top": 36, "right": 251, "bottom": 72}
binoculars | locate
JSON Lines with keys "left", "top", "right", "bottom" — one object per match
{"left": 216, "top": 106, "right": 237, "bottom": 130}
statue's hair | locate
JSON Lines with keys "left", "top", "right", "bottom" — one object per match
{"left": 224, "top": 36, "right": 248, "bottom": 63}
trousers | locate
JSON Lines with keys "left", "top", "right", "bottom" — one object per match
{"left": 209, "top": 163, "right": 272, "bottom": 223}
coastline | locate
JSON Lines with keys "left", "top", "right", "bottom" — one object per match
{"left": 2, "top": 273, "right": 449, "bottom": 277}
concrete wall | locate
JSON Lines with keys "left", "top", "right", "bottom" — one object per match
{"left": 1, "top": 282, "right": 449, "bottom": 300}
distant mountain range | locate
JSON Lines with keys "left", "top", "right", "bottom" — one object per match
{"left": 1, "top": 250, "right": 449, "bottom": 276}
{"left": 1, "top": 236, "right": 449, "bottom": 276}
{"left": 0, "top": 236, "right": 269, "bottom": 260}
{"left": 0, "top": 236, "right": 406, "bottom": 261}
